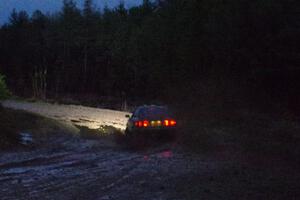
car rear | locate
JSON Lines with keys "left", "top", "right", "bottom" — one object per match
{"left": 129, "top": 106, "right": 177, "bottom": 135}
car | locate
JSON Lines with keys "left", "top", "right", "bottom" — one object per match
{"left": 125, "top": 105, "right": 177, "bottom": 136}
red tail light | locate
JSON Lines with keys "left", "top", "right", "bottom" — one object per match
{"left": 135, "top": 120, "right": 149, "bottom": 128}
{"left": 164, "top": 120, "right": 170, "bottom": 127}
{"left": 143, "top": 120, "right": 149, "bottom": 127}
{"left": 164, "top": 119, "right": 176, "bottom": 127}
{"left": 136, "top": 119, "right": 176, "bottom": 128}
{"left": 170, "top": 120, "right": 177, "bottom": 126}
{"left": 135, "top": 121, "right": 143, "bottom": 127}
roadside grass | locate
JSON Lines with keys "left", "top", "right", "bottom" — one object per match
{"left": 0, "top": 104, "right": 78, "bottom": 150}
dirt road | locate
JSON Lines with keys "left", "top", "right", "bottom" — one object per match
{"left": 0, "top": 137, "right": 220, "bottom": 200}
{"left": 2, "top": 100, "right": 131, "bottom": 130}
{"left": 1, "top": 100, "right": 299, "bottom": 199}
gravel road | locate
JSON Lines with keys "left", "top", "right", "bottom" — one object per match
{"left": 0, "top": 138, "right": 219, "bottom": 200}
{"left": 1, "top": 100, "right": 299, "bottom": 200}
{"left": 2, "top": 100, "right": 131, "bottom": 130}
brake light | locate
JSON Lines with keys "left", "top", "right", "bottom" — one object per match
{"left": 135, "top": 120, "right": 149, "bottom": 128}
{"left": 136, "top": 119, "right": 176, "bottom": 128}
{"left": 143, "top": 120, "right": 149, "bottom": 127}
{"left": 163, "top": 119, "right": 176, "bottom": 127}
{"left": 135, "top": 121, "right": 143, "bottom": 127}
{"left": 164, "top": 120, "right": 170, "bottom": 127}
{"left": 170, "top": 120, "right": 177, "bottom": 126}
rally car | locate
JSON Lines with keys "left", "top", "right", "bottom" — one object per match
{"left": 125, "top": 105, "right": 177, "bottom": 136}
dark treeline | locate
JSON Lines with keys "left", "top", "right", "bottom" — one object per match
{"left": 0, "top": 0, "right": 299, "bottom": 111}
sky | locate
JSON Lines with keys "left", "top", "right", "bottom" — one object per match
{"left": 0, "top": 0, "right": 142, "bottom": 24}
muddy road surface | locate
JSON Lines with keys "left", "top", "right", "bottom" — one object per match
{"left": 0, "top": 137, "right": 220, "bottom": 200}
{"left": 1, "top": 100, "right": 299, "bottom": 199}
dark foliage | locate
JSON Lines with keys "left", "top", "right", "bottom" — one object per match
{"left": 0, "top": 73, "right": 10, "bottom": 99}
{"left": 0, "top": 0, "right": 299, "bottom": 111}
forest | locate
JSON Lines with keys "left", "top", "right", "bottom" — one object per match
{"left": 0, "top": 0, "right": 299, "bottom": 112}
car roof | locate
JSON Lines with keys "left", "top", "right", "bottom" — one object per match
{"left": 136, "top": 105, "right": 168, "bottom": 110}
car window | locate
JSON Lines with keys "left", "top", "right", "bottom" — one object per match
{"left": 138, "top": 107, "right": 171, "bottom": 119}
{"left": 132, "top": 107, "right": 142, "bottom": 117}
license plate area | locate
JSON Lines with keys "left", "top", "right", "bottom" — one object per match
{"left": 150, "top": 120, "right": 162, "bottom": 127}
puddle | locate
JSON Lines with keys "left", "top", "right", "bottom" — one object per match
{"left": 19, "top": 132, "right": 34, "bottom": 145}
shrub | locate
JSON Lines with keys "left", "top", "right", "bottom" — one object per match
{"left": 0, "top": 74, "right": 10, "bottom": 100}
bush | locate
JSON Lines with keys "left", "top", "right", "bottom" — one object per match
{"left": 0, "top": 74, "right": 10, "bottom": 100}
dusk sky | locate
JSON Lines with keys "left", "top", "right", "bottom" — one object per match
{"left": 0, "top": 0, "right": 142, "bottom": 24}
